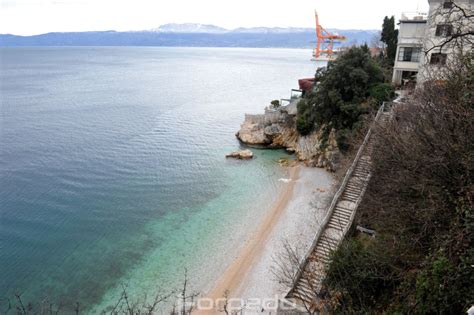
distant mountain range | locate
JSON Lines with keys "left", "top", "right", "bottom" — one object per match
{"left": 0, "top": 23, "right": 379, "bottom": 48}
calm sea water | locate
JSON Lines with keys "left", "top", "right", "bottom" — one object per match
{"left": 0, "top": 47, "right": 318, "bottom": 311}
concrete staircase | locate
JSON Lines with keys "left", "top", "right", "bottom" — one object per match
{"left": 284, "top": 104, "right": 389, "bottom": 311}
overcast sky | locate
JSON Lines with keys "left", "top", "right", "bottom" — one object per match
{"left": 1, "top": 0, "right": 429, "bottom": 35}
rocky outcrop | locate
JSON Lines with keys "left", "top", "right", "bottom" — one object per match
{"left": 225, "top": 149, "right": 254, "bottom": 159}
{"left": 236, "top": 100, "right": 340, "bottom": 171}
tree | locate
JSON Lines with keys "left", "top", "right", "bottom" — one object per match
{"left": 380, "top": 16, "right": 399, "bottom": 65}
{"left": 296, "top": 46, "right": 386, "bottom": 150}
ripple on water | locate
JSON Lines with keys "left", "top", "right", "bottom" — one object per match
{"left": 0, "top": 46, "right": 317, "bottom": 311}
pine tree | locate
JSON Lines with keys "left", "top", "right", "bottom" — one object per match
{"left": 381, "top": 16, "right": 399, "bottom": 65}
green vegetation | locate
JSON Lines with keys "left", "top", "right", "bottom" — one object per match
{"left": 296, "top": 46, "right": 391, "bottom": 151}
{"left": 323, "top": 55, "right": 474, "bottom": 314}
{"left": 381, "top": 16, "right": 399, "bottom": 66}
{"left": 270, "top": 99, "right": 281, "bottom": 108}
{"left": 369, "top": 83, "right": 395, "bottom": 105}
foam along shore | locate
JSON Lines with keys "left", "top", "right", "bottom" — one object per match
{"left": 195, "top": 165, "right": 335, "bottom": 314}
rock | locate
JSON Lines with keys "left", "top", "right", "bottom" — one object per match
{"left": 264, "top": 124, "right": 281, "bottom": 137}
{"left": 236, "top": 122, "right": 269, "bottom": 145}
{"left": 278, "top": 158, "right": 290, "bottom": 167}
{"left": 236, "top": 102, "right": 341, "bottom": 171}
{"left": 225, "top": 149, "right": 253, "bottom": 160}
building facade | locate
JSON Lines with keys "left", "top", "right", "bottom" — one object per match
{"left": 417, "top": 0, "right": 474, "bottom": 82}
{"left": 392, "top": 13, "right": 427, "bottom": 85}
{"left": 392, "top": 0, "right": 473, "bottom": 86}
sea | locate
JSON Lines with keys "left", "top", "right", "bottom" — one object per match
{"left": 0, "top": 47, "right": 321, "bottom": 312}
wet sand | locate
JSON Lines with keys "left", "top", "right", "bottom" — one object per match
{"left": 195, "top": 165, "right": 335, "bottom": 314}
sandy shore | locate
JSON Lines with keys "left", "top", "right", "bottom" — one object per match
{"left": 195, "top": 164, "right": 335, "bottom": 314}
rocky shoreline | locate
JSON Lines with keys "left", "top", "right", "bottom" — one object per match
{"left": 236, "top": 100, "right": 340, "bottom": 171}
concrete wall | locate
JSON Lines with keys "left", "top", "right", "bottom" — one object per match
{"left": 392, "top": 21, "right": 426, "bottom": 84}
{"left": 398, "top": 22, "right": 427, "bottom": 42}
{"left": 418, "top": 0, "right": 474, "bottom": 82}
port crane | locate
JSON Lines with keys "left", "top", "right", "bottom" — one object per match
{"left": 313, "top": 11, "right": 346, "bottom": 61}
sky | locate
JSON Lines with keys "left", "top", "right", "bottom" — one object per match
{"left": 0, "top": 0, "right": 429, "bottom": 36}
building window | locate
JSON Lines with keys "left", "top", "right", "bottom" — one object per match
{"left": 430, "top": 53, "right": 447, "bottom": 65}
{"left": 435, "top": 24, "right": 453, "bottom": 36}
{"left": 443, "top": 1, "right": 453, "bottom": 8}
{"left": 398, "top": 47, "right": 422, "bottom": 62}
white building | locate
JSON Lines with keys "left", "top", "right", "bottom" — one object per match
{"left": 392, "top": 0, "right": 473, "bottom": 86}
{"left": 392, "top": 13, "right": 427, "bottom": 85}
{"left": 418, "top": 0, "right": 474, "bottom": 82}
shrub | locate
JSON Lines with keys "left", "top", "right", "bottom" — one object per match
{"left": 296, "top": 46, "right": 385, "bottom": 139}
{"left": 270, "top": 99, "right": 280, "bottom": 108}
{"left": 296, "top": 99, "right": 313, "bottom": 135}
{"left": 323, "top": 54, "right": 474, "bottom": 313}
{"left": 325, "top": 237, "right": 399, "bottom": 313}
{"left": 369, "top": 83, "right": 395, "bottom": 105}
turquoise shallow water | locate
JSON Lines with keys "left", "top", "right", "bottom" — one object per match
{"left": 0, "top": 47, "right": 318, "bottom": 311}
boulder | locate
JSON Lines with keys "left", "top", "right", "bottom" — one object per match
{"left": 264, "top": 124, "right": 281, "bottom": 137}
{"left": 236, "top": 122, "right": 269, "bottom": 145}
{"left": 226, "top": 149, "right": 254, "bottom": 160}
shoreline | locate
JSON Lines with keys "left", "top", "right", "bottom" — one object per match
{"left": 201, "top": 165, "right": 300, "bottom": 305}
{"left": 195, "top": 164, "right": 335, "bottom": 314}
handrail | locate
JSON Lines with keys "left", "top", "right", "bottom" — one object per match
{"left": 286, "top": 102, "right": 385, "bottom": 298}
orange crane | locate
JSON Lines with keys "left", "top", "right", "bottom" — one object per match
{"left": 313, "top": 11, "right": 346, "bottom": 61}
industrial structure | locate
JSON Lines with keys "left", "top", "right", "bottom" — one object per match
{"left": 312, "top": 11, "right": 346, "bottom": 61}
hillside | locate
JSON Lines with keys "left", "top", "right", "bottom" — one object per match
{"left": 0, "top": 24, "right": 378, "bottom": 48}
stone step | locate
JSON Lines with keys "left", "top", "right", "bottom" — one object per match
{"left": 317, "top": 241, "right": 336, "bottom": 254}
{"left": 310, "top": 253, "right": 330, "bottom": 264}
{"left": 354, "top": 168, "right": 370, "bottom": 174}
{"left": 341, "top": 196, "right": 358, "bottom": 203}
{"left": 343, "top": 191, "right": 360, "bottom": 198}
{"left": 345, "top": 185, "right": 362, "bottom": 192}
{"left": 332, "top": 214, "right": 351, "bottom": 223}
{"left": 353, "top": 173, "right": 369, "bottom": 179}
{"left": 292, "top": 291, "right": 314, "bottom": 306}
{"left": 354, "top": 165, "right": 370, "bottom": 174}
{"left": 348, "top": 178, "right": 366, "bottom": 185}
{"left": 295, "top": 281, "right": 315, "bottom": 297}
{"left": 300, "top": 276, "right": 320, "bottom": 290}
{"left": 315, "top": 245, "right": 333, "bottom": 257}
{"left": 357, "top": 161, "right": 372, "bottom": 167}
{"left": 328, "top": 222, "right": 345, "bottom": 230}
{"left": 320, "top": 235, "right": 339, "bottom": 247}
{"left": 333, "top": 207, "right": 352, "bottom": 216}
{"left": 317, "top": 241, "right": 335, "bottom": 253}
{"left": 331, "top": 210, "right": 351, "bottom": 219}
{"left": 334, "top": 206, "right": 353, "bottom": 215}
{"left": 344, "top": 189, "right": 362, "bottom": 196}
{"left": 332, "top": 211, "right": 351, "bottom": 220}
{"left": 357, "top": 166, "right": 371, "bottom": 172}
{"left": 343, "top": 189, "right": 361, "bottom": 196}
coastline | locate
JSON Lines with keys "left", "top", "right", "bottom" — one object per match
{"left": 195, "top": 164, "right": 335, "bottom": 314}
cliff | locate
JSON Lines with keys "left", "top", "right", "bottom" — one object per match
{"left": 236, "top": 100, "right": 340, "bottom": 171}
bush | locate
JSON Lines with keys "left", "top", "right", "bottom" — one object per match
{"left": 369, "top": 83, "right": 395, "bottom": 105}
{"left": 270, "top": 99, "right": 280, "bottom": 108}
{"left": 296, "top": 99, "right": 313, "bottom": 135}
{"left": 323, "top": 54, "right": 474, "bottom": 313}
{"left": 335, "top": 128, "right": 351, "bottom": 152}
{"left": 325, "top": 237, "right": 398, "bottom": 312}
{"left": 296, "top": 46, "right": 385, "bottom": 139}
